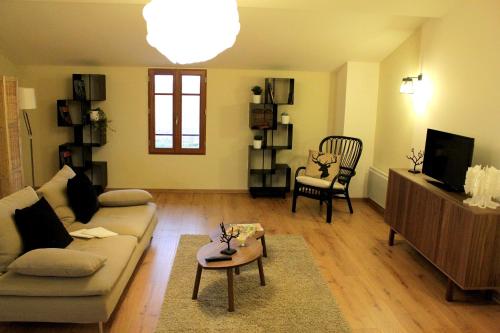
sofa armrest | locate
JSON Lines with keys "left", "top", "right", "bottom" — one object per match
{"left": 98, "top": 189, "right": 153, "bottom": 207}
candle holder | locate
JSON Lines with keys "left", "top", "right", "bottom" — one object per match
{"left": 219, "top": 223, "right": 240, "bottom": 255}
{"left": 406, "top": 148, "right": 424, "bottom": 174}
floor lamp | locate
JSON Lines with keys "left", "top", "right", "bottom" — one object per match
{"left": 18, "top": 87, "right": 37, "bottom": 187}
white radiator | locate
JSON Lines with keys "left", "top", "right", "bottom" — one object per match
{"left": 367, "top": 166, "right": 388, "bottom": 208}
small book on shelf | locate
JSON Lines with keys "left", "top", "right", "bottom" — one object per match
{"left": 58, "top": 105, "right": 73, "bottom": 125}
{"left": 59, "top": 149, "right": 73, "bottom": 167}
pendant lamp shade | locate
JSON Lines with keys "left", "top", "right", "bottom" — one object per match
{"left": 143, "top": 0, "right": 240, "bottom": 65}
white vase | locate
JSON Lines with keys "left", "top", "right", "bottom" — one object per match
{"left": 89, "top": 110, "right": 100, "bottom": 122}
{"left": 281, "top": 115, "right": 290, "bottom": 124}
{"left": 253, "top": 140, "right": 262, "bottom": 149}
{"left": 252, "top": 95, "right": 262, "bottom": 104}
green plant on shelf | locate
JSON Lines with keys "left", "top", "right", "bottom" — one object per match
{"left": 251, "top": 85, "right": 263, "bottom": 95}
{"left": 88, "top": 108, "right": 115, "bottom": 132}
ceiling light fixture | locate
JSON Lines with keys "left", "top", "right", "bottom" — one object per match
{"left": 400, "top": 74, "right": 423, "bottom": 94}
{"left": 143, "top": 0, "right": 240, "bottom": 65}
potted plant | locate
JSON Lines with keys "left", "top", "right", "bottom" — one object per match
{"left": 281, "top": 112, "right": 290, "bottom": 124}
{"left": 251, "top": 85, "right": 263, "bottom": 104}
{"left": 87, "top": 108, "right": 115, "bottom": 144}
{"left": 253, "top": 135, "right": 263, "bottom": 149}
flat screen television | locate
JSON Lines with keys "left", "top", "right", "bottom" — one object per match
{"left": 422, "top": 129, "right": 474, "bottom": 192}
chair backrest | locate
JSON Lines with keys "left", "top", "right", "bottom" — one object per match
{"left": 319, "top": 136, "right": 363, "bottom": 184}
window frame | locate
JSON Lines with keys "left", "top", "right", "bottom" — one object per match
{"left": 148, "top": 68, "right": 207, "bottom": 155}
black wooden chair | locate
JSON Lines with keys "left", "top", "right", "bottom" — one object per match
{"left": 291, "top": 136, "right": 363, "bottom": 223}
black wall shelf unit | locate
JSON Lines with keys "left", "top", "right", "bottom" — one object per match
{"left": 248, "top": 77, "right": 294, "bottom": 198}
{"left": 57, "top": 74, "right": 108, "bottom": 193}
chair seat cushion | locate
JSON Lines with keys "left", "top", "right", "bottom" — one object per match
{"left": 296, "top": 176, "right": 346, "bottom": 190}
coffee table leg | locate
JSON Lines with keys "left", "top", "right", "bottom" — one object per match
{"left": 235, "top": 267, "right": 240, "bottom": 275}
{"left": 257, "top": 257, "right": 266, "bottom": 286}
{"left": 227, "top": 268, "right": 235, "bottom": 312}
{"left": 192, "top": 264, "right": 203, "bottom": 300}
{"left": 261, "top": 236, "right": 268, "bottom": 258}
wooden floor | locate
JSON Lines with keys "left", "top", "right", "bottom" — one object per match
{"left": 1, "top": 192, "right": 499, "bottom": 333}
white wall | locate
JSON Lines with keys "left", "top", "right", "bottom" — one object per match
{"left": 333, "top": 62, "right": 380, "bottom": 197}
{"left": 374, "top": 0, "right": 500, "bottom": 175}
{"left": 18, "top": 66, "right": 331, "bottom": 189}
{"left": 0, "top": 50, "right": 17, "bottom": 77}
{"left": 333, "top": 64, "right": 348, "bottom": 135}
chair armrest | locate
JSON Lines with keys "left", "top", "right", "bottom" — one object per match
{"left": 328, "top": 173, "right": 341, "bottom": 189}
{"left": 295, "top": 166, "right": 306, "bottom": 178}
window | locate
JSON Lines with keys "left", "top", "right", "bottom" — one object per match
{"left": 148, "top": 68, "right": 206, "bottom": 154}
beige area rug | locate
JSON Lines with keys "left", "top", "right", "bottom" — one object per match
{"left": 155, "top": 235, "right": 350, "bottom": 333}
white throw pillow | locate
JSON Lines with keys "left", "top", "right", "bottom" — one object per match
{"left": 36, "top": 165, "right": 76, "bottom": 225}
{"left": 0, "top": 187, "right": 39, "bottom": 272}
{"left": 8, "top": 248, "right": 107, "bottom": 277}
{"left": 98, "top": 189, "right": 153, "bottom": 207}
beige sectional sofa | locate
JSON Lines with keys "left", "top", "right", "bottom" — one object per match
{"left": 0, "top": 167, "right": 158, "bottom": 332}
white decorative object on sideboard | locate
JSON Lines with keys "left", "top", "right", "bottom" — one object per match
{"left": 463, "top": 165, "right": 500, "bottom": 209}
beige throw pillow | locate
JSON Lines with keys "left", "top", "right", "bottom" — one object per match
{"left": 0, "top": 187, "right": 39, "bottom": 272}
{"left": 304, "top": 150, "right": 341, "bottom": 182}
{"left": 98, "top": 189, "right": 153, "bottom": 207}
{"left": 8, "top": 248, "right": 106, "bottom": 277}
{"left": 36, "top": 165, "right": 76, "bottom": 225}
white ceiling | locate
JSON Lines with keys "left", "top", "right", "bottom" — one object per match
{"left": 0, "top": 0, "right": 460, "bottom": 71}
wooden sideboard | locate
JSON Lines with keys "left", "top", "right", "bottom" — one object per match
{"left": 384, "top": 168, "right": 500, "bottom": 301}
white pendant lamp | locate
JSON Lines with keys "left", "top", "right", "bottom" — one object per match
{"left": 143, "top": 0, "right": 240, "bottom": 65}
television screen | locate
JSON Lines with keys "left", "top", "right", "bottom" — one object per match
{"left": 422, "top": 129, "right": 474, "bottom": 191}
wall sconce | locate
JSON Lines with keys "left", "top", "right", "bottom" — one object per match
{"left": 400, "top": 74, "right": 423, "bottom": 94}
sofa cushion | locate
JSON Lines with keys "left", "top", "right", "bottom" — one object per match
{"left": 0, "top": 187, "right": 39, "bottom": 272}
{"left": 68, "top": 203, "right": 157, "bottom": 240}
{"left": 7, "top": 248, "right": 106, "bottom": 277}
{"left": 0, "top": 235, "right": 137, "bottom": 296}
{"left": 67, "top": 173, "right": 99, "bottom": 223}
{"left": 98, "top": 189, "right": 153, "bottom": 207}
{"left": 36, "top": 165, "right": 76, "bottom": 226}
{"left": 304, "top": 150, "right": 341, "bottom": 182}
{"left": 14, "top": 197, "right": 74, "bottom": 253}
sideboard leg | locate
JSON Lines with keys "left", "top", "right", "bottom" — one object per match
{"left": 98, "top": 321, "right": 104, "bottom": 333}
{"left": 445, "top": 278, "right": 454, "bottom": 302}
{"left": 388, "top": 228, "right": 396, "bottom": 246}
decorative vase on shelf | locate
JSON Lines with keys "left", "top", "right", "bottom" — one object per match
{"left": 251, "top": 85, "right": 263, "bottom": 104}
{"left": 253, "top": 135, "right": 263, "bottom": 149}
{"left": 252, "top": 94, "right": 262, "bottom": 104}
{"left": 281, "top": 113, "right": 290, "bottom": 124}
{"left": 89, "top": 110, "right": 100, "bottom": 122}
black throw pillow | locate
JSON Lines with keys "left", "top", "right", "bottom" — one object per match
{"left": 67, "top": 172, "right": 99, "bottom": 223}
{"left": 14, "top": 197, "right": 73, "bottom": 253}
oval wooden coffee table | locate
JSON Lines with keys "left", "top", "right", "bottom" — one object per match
{"left": 192, "top": 237, "right": 265, "bottom": 312}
